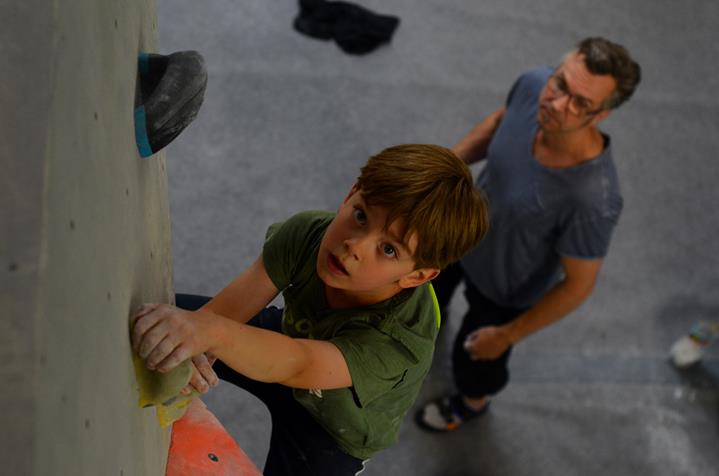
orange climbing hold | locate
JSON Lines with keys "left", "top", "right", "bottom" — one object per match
{"left": 166, "top": 398, "right": 261, "bottom": 476}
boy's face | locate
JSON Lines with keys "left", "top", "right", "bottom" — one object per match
{"left": 317, "top": 184, "right": 438, "bottom": 307}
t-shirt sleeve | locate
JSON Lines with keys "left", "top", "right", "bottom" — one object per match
{"left": 506, "top": 68, "right": 552, "bottom": 108}
{"left": 505, "top": 77, "right": 521, "bottom": 106}
{"left": 556, "top": 209, "right": 621, "bottom": 259}
{"left": 331, "top": 323, "right": 426, "bottom": 407}
{"left": 262, "top": 211, "right": 330, "bottom": 290}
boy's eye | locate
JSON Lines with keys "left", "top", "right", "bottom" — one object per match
{"left": 382, "top": 243, "right": 396, "bottom": 258}
{"left": 353, "top": 208, "right": 367, "bottom": 225}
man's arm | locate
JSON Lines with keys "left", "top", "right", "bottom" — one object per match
{"left": 464, "top": 255, "right": 602, "bottom": 360}
{"left": 131, "top": 255, "right": 353, "bottom": 390}
{"left": 452, "top": 107, "right": 505, "bottom": 164}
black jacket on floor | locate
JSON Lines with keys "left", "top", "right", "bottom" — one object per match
{"left": 294, "top": 0, "right": 400, "bottom": 55}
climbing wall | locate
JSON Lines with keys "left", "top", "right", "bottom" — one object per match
{"left": 0, "top": 1, "right": 175, "bottom": 474}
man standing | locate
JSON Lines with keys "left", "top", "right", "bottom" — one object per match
{"left": 416, "top": 37, "right": 641, "bottom": 432}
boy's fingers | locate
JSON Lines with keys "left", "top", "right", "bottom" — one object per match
{"left": 155, "top": 344, "right": 192, "bottom": 374}
{"left": 131, "top": 303, "right": 160, "bottom": 323}
{"left": 204, "top": 353, "right": 218, "bottom": 370}
{"left": 193, "top": 355, "right": 219, "bottom": 387}
{"left": 145, "top": 334, "right": 178, "bottom": 369}
{"left": 188, "top": 366, "right": 210, "bottom": 394}
{"left": 130, "top": 306, "right": 164, "bottom": 352}
{"left": 134, "top": 318, "right": 169, "bottom": 358}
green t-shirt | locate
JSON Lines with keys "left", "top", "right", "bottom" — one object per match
{"left": 262, "top": 210, "right": 439, "bottom": 460}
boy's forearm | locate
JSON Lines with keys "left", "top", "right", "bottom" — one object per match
{"left": 200, "top": 310, "right": 310, "bottom": 384}
{"left": 201, "top": 255, "right": 279, "bottom": 324}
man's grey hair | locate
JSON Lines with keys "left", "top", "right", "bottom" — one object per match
{"left": 565, "top": 37, "right": 642, "bottom": 110}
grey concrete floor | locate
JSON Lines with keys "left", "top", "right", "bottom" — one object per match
{"left": 157, "top": 1, "right": 719, "bottom": 475}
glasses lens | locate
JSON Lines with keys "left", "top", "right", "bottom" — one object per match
{"left": 568, "top": 98, "right": 581, "bottom": 115}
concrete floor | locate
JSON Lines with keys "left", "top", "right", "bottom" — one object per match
{"left": 157, "top": 1, "right": 719, "bottom": 475}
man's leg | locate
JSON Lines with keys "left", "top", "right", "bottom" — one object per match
{"left": 415, "top": 282, "right": 525, "bottom": 432}
{"left": 451, "top": 281, "right": 523, "bottom": 403}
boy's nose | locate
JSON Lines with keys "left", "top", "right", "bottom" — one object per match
{"left": 343, "top": 237, "right": 364, "bottom": 261}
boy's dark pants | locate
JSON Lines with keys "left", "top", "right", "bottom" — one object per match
{"left": 176, "top": 294, "right": 367, "bottom": 476}
{"left": 432, "top": 262, "right": 527, "bottom": 399}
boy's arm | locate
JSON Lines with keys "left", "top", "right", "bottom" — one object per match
{"left": 183, "top": 255, "right": 282, "bottom": 394}
{"left": 452, "top": 107, "right": 505, "bottom": 164}
{"left": 132, "top": 255, "right": 353, "bottom": 390}
{"left": 209, "top": 325, "right": 352, "bottom": 389}
{"left": 200, "top": 255, "right": 281, "bottom": 324}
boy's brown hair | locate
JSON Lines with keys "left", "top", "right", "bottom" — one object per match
{"left": 356, "top": 144, "right": 489, "bottom": 270}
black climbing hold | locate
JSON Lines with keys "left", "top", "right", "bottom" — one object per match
{"left": 134, "top": 51, "right": 208, "bottom": 158}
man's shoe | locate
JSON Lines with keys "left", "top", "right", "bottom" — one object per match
{"left": 414, "top": 394, "right": 489, "bottom": 432}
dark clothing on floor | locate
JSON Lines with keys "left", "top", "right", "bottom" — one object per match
{"left": 175, "top": 294, "right": 368, "bottom": 476}
{"left": 294, "top": 0, "right": 399, "bottom": 55}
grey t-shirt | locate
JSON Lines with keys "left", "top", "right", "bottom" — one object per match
{"left": 461, "top": 67, "right": 623, "bottom": 308}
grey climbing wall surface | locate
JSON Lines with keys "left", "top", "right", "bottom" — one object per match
{"left": 1, "top": 1, "right": 174, "bottom": 475}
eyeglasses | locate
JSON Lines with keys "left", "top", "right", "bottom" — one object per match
{"left": 547, "top": 72, "right": 605, "bottom": 117}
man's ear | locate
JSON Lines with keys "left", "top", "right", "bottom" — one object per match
{"left": 590, "top": 108, "right": 611, "bottom": 127}
{"left": 398, "top": 268, "right": 440, "bottom": 289}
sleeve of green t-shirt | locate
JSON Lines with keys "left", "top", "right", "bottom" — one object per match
{"left": 331, "top": 322, "right": 427, "bottom": 407}
{"left": 262, "top": 211, "right": 332, "bottom": 290}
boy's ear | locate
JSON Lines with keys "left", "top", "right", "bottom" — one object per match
{"left": 398, "top": 268, "right": 440, "bottom": 289}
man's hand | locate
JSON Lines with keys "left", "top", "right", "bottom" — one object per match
{"left": 131, "top": 303, "right": 214, "bottom": 374}
{"left": 463, "top": 325, "right": 513, "bottom": 360}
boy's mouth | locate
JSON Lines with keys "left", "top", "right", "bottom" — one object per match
{"left": 327, "top": 253, "right": 349, "bottom": 276}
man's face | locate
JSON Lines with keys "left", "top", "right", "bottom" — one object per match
{"left": 317, "top": 185, "right": 430, "bottom": 305}
{"left": 537, "top": 52, "right": 617, "bottom": 133}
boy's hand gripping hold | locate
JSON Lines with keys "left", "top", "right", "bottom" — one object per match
{"left": 131, "top": 304, "right": 219, "bottom": 394}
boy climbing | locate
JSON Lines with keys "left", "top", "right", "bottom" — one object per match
{"left": 132, "top": 144, "right": 489, "bottom": 475}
